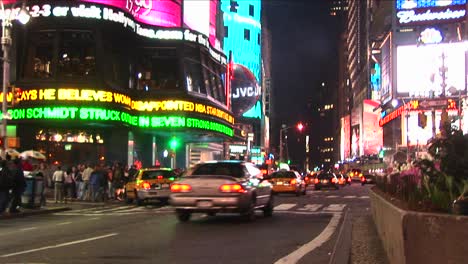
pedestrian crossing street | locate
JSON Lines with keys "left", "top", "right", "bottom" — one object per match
{"left": 54, "top": 200, "right": 353, "bottom": 216}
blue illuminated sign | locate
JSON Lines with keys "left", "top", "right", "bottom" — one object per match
{"left": 370, "top": 63, "right": 381, "bottom": 92}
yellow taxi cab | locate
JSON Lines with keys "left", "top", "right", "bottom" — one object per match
{"left": 268, "top": 170, "right": 306, "bottom": 196}
{"left": 125, "top": 167, "right": 179, "bottom": 205}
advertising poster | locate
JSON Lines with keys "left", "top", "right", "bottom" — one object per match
{"left": 380, "top": 33, "right": 392, "bottom": 104}
{"left": 341, "top": 115, "right": 350, "bottom": 160}
{"left": 363, "top": 100, "right": 383, "bottom": 155}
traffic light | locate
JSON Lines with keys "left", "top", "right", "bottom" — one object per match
{"left": 11, "top": 85, "right": 22, "bottom": 106}
{"left": 418, "top": 112, "right": 427, "bottom": 128}
{"left": 169, "top": 137, "right": 179, "bottom": 150}
{"left": 297, "top": 122, "right": 304, "bottom": 131}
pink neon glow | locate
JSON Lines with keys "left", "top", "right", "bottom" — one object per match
{"left": 82, "top": 0, "right": 182, "bottom": 27}
{"left": 2, "top": 0, "right": 182, "bottom": 27}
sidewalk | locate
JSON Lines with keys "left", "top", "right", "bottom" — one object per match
{"left": 349, "top": 213, "right": 389, "bottom": 264}
{"left": 0, "top": 203, "right": 71, "bottom": 219}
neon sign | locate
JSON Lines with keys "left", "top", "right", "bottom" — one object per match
{"left": 419, "top": 28, "right": 443, "bottom": 44}
{"left": 3, "top": 88, "right": 234, "bottom": 124}
{"left": 4, "top": 106, "right": 234, "bottom": 137}
{"left": 397, "top": 8, "right": 466, "bottom": 25}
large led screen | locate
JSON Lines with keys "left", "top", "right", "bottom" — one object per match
{"left": 396, "top": 42, "right": 466, "bottom": 97}
{"left": 184, "top": 0, "right": 218, "bottom": 48}
{"left": 2, "top": 0, "right": 182, "bottom": 27}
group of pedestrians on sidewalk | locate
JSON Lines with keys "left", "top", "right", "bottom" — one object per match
{"left": 0, "top": 155, "right": 26, "bottom": 215}
{"left": 50, "top": 161, "right": 134, "bottom": 203}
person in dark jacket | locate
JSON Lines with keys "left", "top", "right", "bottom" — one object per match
{"left": 8, "top": 158, "right": 26, "bottom": 213}
{"left": 0, "top": 159, "right": 12, "bottom": 214}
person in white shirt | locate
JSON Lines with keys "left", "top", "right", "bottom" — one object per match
{"left": 52, "top": 166, "right": 65, "bottom": 203}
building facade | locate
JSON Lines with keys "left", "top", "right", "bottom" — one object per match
{"left": 1, "top": 0, "right": 234, "bottom": 168}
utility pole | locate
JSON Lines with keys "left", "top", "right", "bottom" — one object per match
{"left": 1, "top": 12, "right": 12, "bottom": 157}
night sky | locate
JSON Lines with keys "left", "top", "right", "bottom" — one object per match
{"left": 264, "top": 0, "right": 342, "bottom": 161}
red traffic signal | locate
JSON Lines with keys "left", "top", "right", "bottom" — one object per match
{"left": 297, "top": 122, "right": 304, "bottom": 131}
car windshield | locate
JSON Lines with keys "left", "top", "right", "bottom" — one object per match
{"left": 190, "top": 163, "right": 244, "bottom": 178}
{"left": 141, "top": 170, "right": 176, "bottom": 180}
{"left": 270, "top": 171, "right": 296, "bottom": 178}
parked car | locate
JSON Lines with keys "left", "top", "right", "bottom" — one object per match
{"left": 268, "top": 170, "right": 306, "bottom": 196}
{"left": 169, "top": 160, "right": 274, "bottom": 222}
{"left": 125, "top": 168, "right": 179, "bottom": 205}
{"left": 314, "top": 172, "right": 340, "bottom": 190}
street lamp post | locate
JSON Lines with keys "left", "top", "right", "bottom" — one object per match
{"left": 279, "top": 124, "right": 288, "bottom": 163}
{"left": 1, "top": 2, "right": 29, "bottom": 157}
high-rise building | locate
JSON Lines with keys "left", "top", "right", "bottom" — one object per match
{"left": 329, "top": 0, "right": 348, "bottom": 16}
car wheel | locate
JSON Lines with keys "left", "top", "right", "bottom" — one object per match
{"left": 302, "top": 185, "right": 307, "bottom": 195}
{"left": 135, "top": 190, "right": 144, "bottom": 206}
{"left": 315, "top": 186, "right": 321, "bottom": 191}
{"left": 295, "top": 189, "right": 301, "bottom": 196}
{"left": 124, "top": 189, "right": 133, "bottom": 204}
{"left": 361, "top": 182, "right": 365, "bottom": 186}
{"left": 241, "top": 200, "right": 256, "bottom": 222}
{"left": 263, "top": 195, "right": 274, "bottom": 217}
{"left": 206, "top": 212, "right": 216, "bottom": 217}
{"left": 335, "top": 185, "right": 339, "bottom": 190}
{"left": 176, "top": 210, "right": 191, "bottom": 222}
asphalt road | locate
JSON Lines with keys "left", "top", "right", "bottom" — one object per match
{"left": 0, "top": 183, "right": 373, "bottom": 264}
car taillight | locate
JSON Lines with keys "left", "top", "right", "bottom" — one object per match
{"left": 347, "top": 177, "right": 351, "bottom": 182}
{"left": 170, "top": 183, "right": 192, "bottom": 192}
{"left": 331, "top": 178, "right": 336, "bottom": 183}
{"left": 290, "top": 179, "right": 297, "bottom": 184}
{"left": 219, "top": 184, "right": 245, "bottom": 193}
{"left": 305, "top": 177, "right": 309, "bottom": 181}
{"left": 350, "top": 172, "right": 354, "bottom": 177}
{"left": 157, "top": 175, "right": 163, "bottom": 180}
{"left": 142, "top": 181, "right": 151, "bottom": 189}
{"left": 314, "top": 178, "right": 319, "bottom": 184}
{"left": 361, "top": 177, "right": 365, "bottom": 182}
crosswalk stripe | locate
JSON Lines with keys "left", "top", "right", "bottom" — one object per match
{"left": 274, "top": 203, "right": 296, "bottom": 210}
{"left": 325, "top": 195, "right": 339, "bottom": 198}
{"left": 323, "top": 204, "right": 346, "bottom": 211}
{"left": 360, "top": 196, "right": 370, "bottom": 199}
{"left": 343, "top": 196, "right": 356, "bottom": 199}
{"left": 297, "top": 204, "right": 323, "bottom": 212}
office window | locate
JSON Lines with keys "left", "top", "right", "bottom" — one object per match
{"left": 244, "top": 29, "right": 250, "bottom": 41}
{"left": 224, "top": 26, "right": 228, "bottom": 38}
{"left": 249, "top": 4, "right": 254, "bottom": 16}
{"left": 25, "top": 31, "right": 56, "bottom": 79}
{"left": 57, "top": 30, "right": 96, "bottom": 78}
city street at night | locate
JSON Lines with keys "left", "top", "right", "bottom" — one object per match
{"left": 0, "top": 185, "right": 374, "bottom": 264}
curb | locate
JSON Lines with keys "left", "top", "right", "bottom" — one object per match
{"left": 0, "top": 207, "right": 71, "bottom": 220}
{"left": 329, "top": 208, "right": 352, "bottom": 264}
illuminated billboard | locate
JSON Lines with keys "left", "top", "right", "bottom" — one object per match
{"left": 380, "top": 33, "right": 392, "bottom": 104}
{"left": 230, "top": 64, "right": 261, "bottom": 116}
{"left": 1, "top": 1, "right": 226, "bottom": 64}
{"left": 3, "top": 0, "right": 182, "bottom": 27}
{"left": 395, "top": 0, "right": 466, "bottom": 26}
{"left": 184, "top": 0, "right": 219, "bottom": 48}
{"left": 362, "top": 100, "right": 383, "bottom": 155}
{"left": 396, "top": 42, "right": 466, "bottom": 97}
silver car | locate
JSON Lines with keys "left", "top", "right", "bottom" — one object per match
{"left": 169, "top": 160, "right": 274, "bottom": 222}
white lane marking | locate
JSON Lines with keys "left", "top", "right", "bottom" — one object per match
{"left": 297, "top": 204, "right": 323, "bottom": 212}
{"left": 343, "top": 195, "right": 356, "bottom": 199}
{"left": 20, "top": 227, "right": 38, "bottom": 231}
{"left": 274, "top": 203, "right": 297, "bottom": 211}
{"left": 1, "top": 233, "right": 118, "bottom": 258}
{"left": 92, "top": 206, "right": 134, "bottom": 213}
{"left": 87, "top": 217, "right": 101, "bottom": 220}
{"left": 274, "top": 213, "right": 342, "bottom": 264}
{"left": 360, "top": 196, "right": 370, "bottom": 199}
{"left": 323, "top": 204, "right": 346, "bottom": 212}
{"left": 325, "top": 195, "right": 339, "bottom": 198}
{"left": 57, "top": 222, "right": 72, "bottom": 226}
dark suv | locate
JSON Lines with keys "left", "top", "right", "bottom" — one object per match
{"left": 314, "top": 172, "right": 340, "bottom": 190}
